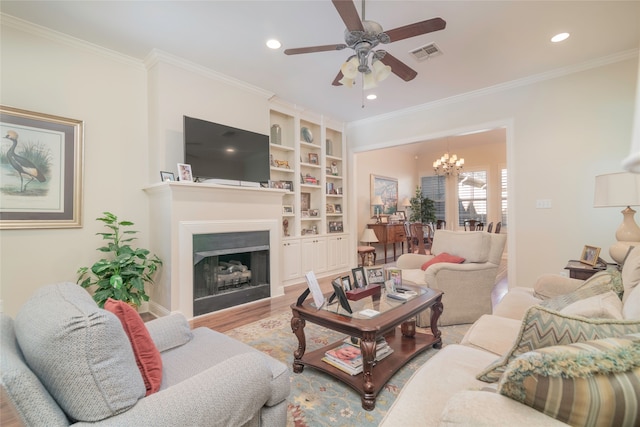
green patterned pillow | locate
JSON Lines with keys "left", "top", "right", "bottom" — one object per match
{"left": 497, "top": 334, "right": 640, "bottom": 427}
{"left": 476, "top": 305, "right": 640, "bottom": 382}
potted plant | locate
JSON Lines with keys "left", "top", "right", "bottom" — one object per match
{"left": 409, "top": 186, "right": 436, "bottom": 224}
{"left": 77, "top": 212, "right": 162, "bottom": 308}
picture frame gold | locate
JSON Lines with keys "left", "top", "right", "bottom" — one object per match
{"left": 580, "top": 245, "right": 601, "bottom": 266}
{"left": 0, "top": 106, "right": 84, "bottom": 229}
{"left": 370, "top": 174, "right": 398, "bottom": 217}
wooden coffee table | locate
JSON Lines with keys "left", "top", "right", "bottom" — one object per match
{"left": 290, "top": 285, "right": 443, "bottom": 410}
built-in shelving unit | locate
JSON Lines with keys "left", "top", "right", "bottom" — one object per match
{"left": 269, "top": 102, "right": 349, "bottom": 284}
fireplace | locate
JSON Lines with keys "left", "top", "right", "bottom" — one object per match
{"left": 193, "top": 231, "right": 270, "bottom": 315}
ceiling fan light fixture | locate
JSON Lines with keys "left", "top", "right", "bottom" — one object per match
{"left": 341, "top": 56, "right": 359, "bottom": 79}
{"left": 363, "top": 71, "right": 377, "bottom": 90}
{"left": 338, "top": 75, "right": 356, "bottom": 87}
{"left": 372, "top": 58, "right": 392, "bottom": 82}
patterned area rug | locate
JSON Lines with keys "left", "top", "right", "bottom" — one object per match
{"left": 226, "top": 311, "right": 470, "bottom": 427}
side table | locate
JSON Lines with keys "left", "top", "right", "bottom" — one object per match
{"left": 564, "top": 260, "right": 610, "bottom": 280}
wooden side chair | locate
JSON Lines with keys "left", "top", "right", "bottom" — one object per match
{"left": 495, "top": 222, "right": 502, "bottom": 234}
{"left": 486, "top": 222, "right": 494, "bottom": 233}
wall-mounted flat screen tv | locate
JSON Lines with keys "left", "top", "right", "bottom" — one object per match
{"left": 183, "top": 115, "right": 270, "bottom": 184}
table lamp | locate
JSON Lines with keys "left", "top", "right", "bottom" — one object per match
{"left": 594, "top": 172, "right": 640, "bottom": 263}
{"left": 360, "top": 228, "right": 379, "bottom": 266}
{"left": 372, "top": 195, "right": 384, "bottom": 223}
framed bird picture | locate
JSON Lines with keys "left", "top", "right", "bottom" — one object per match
{"left": 0, "top": 106, "right": 84, "bottom": 229}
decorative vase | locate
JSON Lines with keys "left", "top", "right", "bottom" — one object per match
{"left": 326, "top": 139, "right": 333, "bottom": 156}
{"left": 270, "top": 124, "right": 281, "bottom": 145}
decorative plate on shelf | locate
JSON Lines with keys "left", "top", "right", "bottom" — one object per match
{"left": 301, "top": 127, "right": 314, "bottom": 143}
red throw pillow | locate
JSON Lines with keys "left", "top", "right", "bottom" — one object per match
{"left": 104, "top": 298, "right": 162, "bottom": 396}
{"left": 421, "top": 253, "right": 466, "bottom": 270}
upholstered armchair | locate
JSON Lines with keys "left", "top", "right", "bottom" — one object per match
{"left": 397, "top": 230, "right": 507, "bottom": 326}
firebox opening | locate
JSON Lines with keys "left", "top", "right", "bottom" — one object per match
{"left": 193, "top": 231, "right": 270, "bottom": 316}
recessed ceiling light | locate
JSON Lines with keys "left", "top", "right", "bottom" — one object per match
{"left": 226, "top": 147, "right": 236, "bottom": 153}
{"left": 551, "top": 32, "right": 570, "bottom": 43}
{"left": 367, "top": 94, "right": 377, "bottom": 100}
{"left": 266, "top": 39, "right": 281, "bottom": 49}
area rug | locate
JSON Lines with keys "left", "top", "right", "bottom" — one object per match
{"left": 226, "top": 311, "right": 470, "bottom": 427}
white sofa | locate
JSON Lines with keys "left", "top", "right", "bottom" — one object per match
{"left": 397, "top": 230, "right": 507, "bottom": 326}
{"left": 381, "top": 246, "right": 640, "bottom": 426}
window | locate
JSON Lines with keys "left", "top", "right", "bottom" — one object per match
{"left": 458, "top": 171, "right": 487, "bottom": 226}
{"left": 501, "top": 168, "right": 508, "bottom": 227}
{"left": 420, "top": 175, "right": 446, "bottom": 220}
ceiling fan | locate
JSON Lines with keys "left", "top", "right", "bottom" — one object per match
{"left": 284, "top": 0, "right": 446, "bottom": 88}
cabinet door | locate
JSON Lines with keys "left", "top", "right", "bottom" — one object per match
{"left": 327, "top": 235, "right": 349, "bottom": 271}
{"left": 282, "top": 239, "right": 301, "bottom": 281}
{"left": 301, "top": 237, "right": 327, "bottom": 274}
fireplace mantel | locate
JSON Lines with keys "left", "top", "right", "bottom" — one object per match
{"left": 144, "top": 181, "right": 286, "bottom": 318}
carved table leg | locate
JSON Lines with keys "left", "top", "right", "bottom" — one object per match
{"left": 360, "top": 332, "right": 377, "bottom": 410}
{"left": 291, "top": 312, "right": 306, "bottom": 373}
{"left": 430, "top": 297, "right": 443, "bottom": 349}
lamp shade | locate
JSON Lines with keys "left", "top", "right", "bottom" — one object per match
{"left": 594, "top": 172, "right": 640, "bottom": 207}
{"left": 401, "top": 197, "right": 411, "bottom": 207}
{"left": 360, "top": 228, "right": 379, "bottom": 244}
{"left": 372, "top": 195, "right": 384, "bottom": 206}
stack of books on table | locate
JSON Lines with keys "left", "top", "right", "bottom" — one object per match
{"left": 321, "top": 338, "right": 393, "bottom": 375}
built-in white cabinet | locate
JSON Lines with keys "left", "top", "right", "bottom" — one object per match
{"left": 301, "top": 236, "right": 328, "bottom": 275}
{"left": 282, "top": 239, "right": 301, "bottom": 281}
{"left": 269, "top": 101, "right": 350, "bottom": 286}
{"left": 327, "top": 235, "right": 350, "bottom": 272}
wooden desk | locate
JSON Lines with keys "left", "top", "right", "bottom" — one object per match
{"left": 368, "top": 223, "right": 406, "bottom": 264}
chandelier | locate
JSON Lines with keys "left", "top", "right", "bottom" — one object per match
{"left": 433, "top": 152, "right": 464, "bottom": 175}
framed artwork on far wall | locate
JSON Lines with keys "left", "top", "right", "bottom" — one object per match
{"left": 0, "top": 105, "right": 84, "bottom": 229}
{"left": 370, "top": 174, "right": 398, "bottom": 217}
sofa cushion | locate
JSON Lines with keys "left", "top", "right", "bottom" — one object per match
{"left": 431, "top": 230, "right": 490, "bottom": 263}
{"left": 476, "top": 305, "right": 640, "bottom": 383}
{"left": 104, "top": 298, "right": 163, "bottom": 396}
{"left": 622, "top": 246, "right": 640, "bottom": 304}
{"left": 623, "top": 284, "right": 640, "bottom": 320}
{"left": 461, "top": 314, "right": 523, "bottom": 356}
{"left": 497, "top": 333, "right": 640, "bottom": 427}
{"left": 559, "top": 291, "right": 623, "bottom": 319}
{"left": 538, "top": 276, "right": 613, "bottom": 312}
{"left": 14, "top": 282, "right": 145, "bottom": 422}
{"left": 420, "top": 252, "right": 465, "bottom": 270}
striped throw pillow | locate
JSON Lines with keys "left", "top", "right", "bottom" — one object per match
{"left": 497, "top": 334, "right": 640, "bottom": 427}
{"left": 476, "top": 305, "right": 640, "bottom": 382}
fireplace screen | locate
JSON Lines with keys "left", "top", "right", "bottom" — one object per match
{"left": 193, "top": 231, "right": 270, "bottom": 316}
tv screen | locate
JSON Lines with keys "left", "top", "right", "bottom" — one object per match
{"left": 183, "top": 115, "right": 270, "bottom": 184}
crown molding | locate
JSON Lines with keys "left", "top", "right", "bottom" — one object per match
{"left": 348, "top": 48, "right": 639, "bottom": 128}
{"left": 1, "top": 13, "right": 144, "bottom": 69}
{"left": 144, "top": 49, "right": 274, "bottom": 100}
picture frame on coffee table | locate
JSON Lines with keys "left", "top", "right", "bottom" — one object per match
{"left": 364, "top": 266, "right": 384, "bottom": 284}
{"left": 351, "top": 267, "right": 367, "bottom": 288}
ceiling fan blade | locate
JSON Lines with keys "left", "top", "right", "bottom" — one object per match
{"left": 332, "top": 71, "right": 344, "bottom": 86}
{"left": 331, "top": 0, "right": 364, "bottom": 32}
{"left": 284, "top": 44, "right": 347, "bottom": 55}
{"left": 380, "top": 52, "right": 418, "bottom": 81}
{"left": 384, "top": 17, "right": 446, "bottom": 43}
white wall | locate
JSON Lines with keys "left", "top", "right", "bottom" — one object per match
{"left": 0, "top": 20, "right": 274, "bottom": 317}
{"left": 348, "top": 56, "right": 638, "bottom": 287}
{"left": 1, "top": 21, "right": 148, "bottom": 317}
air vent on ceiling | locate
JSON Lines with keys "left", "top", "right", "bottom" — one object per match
{"left": 410, "top": 42, "right": 443, "bottom": 62}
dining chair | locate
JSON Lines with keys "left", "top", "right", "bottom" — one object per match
{"left": 409, "top": 223, "right": 429, "bottom": 255}
{"left": 486, "top": 222, "right": 494, "bottom": 233}
{"left": 436, "top": 220, "right": 446, "bottom": 230}
{"left": 464, "top": 219, "right": 479, "bottom": 231}
{"left": 495, "top": 222, "right": 502, "bottom": 234}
